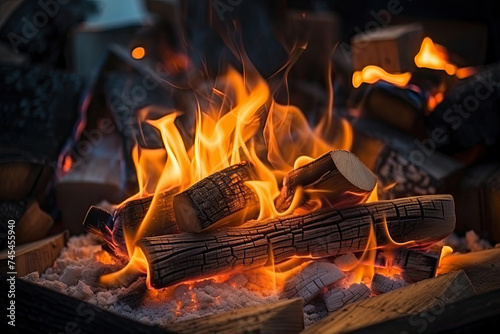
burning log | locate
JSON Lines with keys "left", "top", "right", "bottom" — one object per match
{"left": 168, "top": 298, "right": 304, "bottom": 334}
{"left": 280, "top": 261, "right": 345, "bottom": 303}
{"left": 370, "top": 273, "right": 408, "bottom": 294}
{"left": 173, "top": 162, "right": 259, "bottom": 232}
{"left": 140, "top": 195, "right": 455, "bottom": 288}
{"left": 323, "top": 283, "right": 371, "bottom": 313}
{"left": 303, "top": 270, "right": 475, "bottom": 334}
{"left": 276, "top": 150, "right": 377, "bottom": 212}
{"left": 83, "top": 189, "right": 180, "bottom": 256}
{"left": 0, "top": 231, "right": 68, "bottom": 277}
{"left": 376, "top": 246, "right": 442, "bottom": 283}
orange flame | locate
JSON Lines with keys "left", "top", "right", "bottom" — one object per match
{"left": 352, "top": 66, "right": 411, "bottom": 88}
{"left": 415, "top": 37, "right": 456, "bottom": 75}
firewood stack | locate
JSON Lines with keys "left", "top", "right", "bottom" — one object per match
{"left": 84, "top": 149, "right": 456, "bottom": 289}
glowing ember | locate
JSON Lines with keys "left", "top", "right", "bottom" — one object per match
{"left": 131, "top": 46, "right": 146, "bottom": 60}
{"left": 352, "top": 65, "right": 411, "bottom": 88}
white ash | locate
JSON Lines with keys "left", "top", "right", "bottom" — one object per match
{"left": 371, "top": 273, "right": 409, "bottom": 294}
{"left": 323, "top": 283, "right": 371, "bottom": 313}
{"left": 438, "top": 230, "right": 492, "bottom": 252}
{"left": 280, "top": 261, "right": 345, "bottom": 303}
{"left": 23, "top": 234, "right": 279, "bottom": 328}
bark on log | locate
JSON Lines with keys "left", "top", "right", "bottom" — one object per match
{"left": 140, "top": 194, "right": 455, "bottom": 288}
{"left": 302, "top": 270, "right": 475, "bottom": 334}
{"left": 83, "top": 189, "right": 180, "bottom": 257}
{"left": 276, "top": 150, "right": 377, "bottom": 212}
{"left": 173, "top": 161, "right": 259, "bottom": 232}
{"left": 168, "top": 298, "right": 304, "bottom": 334}
{"left": 0, "top": 277, "right": 171, "bottom": 334}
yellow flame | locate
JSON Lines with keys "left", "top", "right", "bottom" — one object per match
{"left": 352, "top": 66, "right": 411, "bottom": 88}
{"left": 415, "top": 37, "right": 457, "bottom": 75}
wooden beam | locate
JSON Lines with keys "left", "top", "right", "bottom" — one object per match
{"left": 0, "top": 231, "right": 68, "bottom": 277}
{"left": 275, "top": 150, "right": 377, "bottom": 212}
{"left": 437, "top": 247, "right": 500, "bottom": 294}
{"left": 173, "top": 162, "right": 259, "bottom": 232}
{"left": 302, "top": 270, "right": 475, "bottom": 334}
{"left": 168, "top": 298, "right": 304, "bottom": 334}
{"left": 140, "top": 195, "right": 455, "bottom": 288}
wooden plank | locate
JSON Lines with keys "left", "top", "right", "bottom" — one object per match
{"left": 352, "top": 288, "right": 500, "bottom": 334}
{"left": 0, "top": 277, "right": 171, "bottom": 333}
{"left": 169, "top": 298, "right": 304, "bottom": 334}
{"left": 140, "top": 195, "right": 455, "bottom": 288}
{"left": 0, "top": 231, "right": 68, "bottom": 277}
{"left": 437, "top": 247, "right": 500, "bottom": 294}
{"left": 302, "top": 270, "right": 475, "bottom": 334}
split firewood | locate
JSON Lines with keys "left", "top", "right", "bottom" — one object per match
{"left": 83, "top": 188, "right": 180, "bottom": 257}
{"left": 1, "top": 278, "right": 170, "bottom": 334}
{"left": 168, "top": 298, "right": 304, "bottom": 334}
{"left": 173, "top": 161, "right": 259, "bottom": 232}
{"left": 15, "top": 200, "right": 54, "bottom": 245}
{"left": 438, "top": 247, "right": 500, "bottom": 294}
{"left": 276, "top": 150, "right": 377, "bottom": 212}
{"left": 323, "top": 283, "right": 371, "bottom": 313}
{"left": 376, "top": 246, "right": 442, "bottom": 283}
{"left": 0, "top": 231, "right": 68, "bottom": 277}
{"left": 303, "top": 270, "right": 475, "bottom": 334}
{"left": 333, "top": 252, "right": 358, "bottom": 271}
{"left": 370, "top": 273, "right": 408, "bottom": 294}
{"left": 280, "top": 261, "right": 345, "bottom": 303}
{"left": 140, "top": 195, "right": 455, "bottom": 288}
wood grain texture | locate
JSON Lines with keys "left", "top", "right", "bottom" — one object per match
{"left": 0, "top": 231, "right": 68, "bottom": 277}
{"left": 276, "top": 150, "right": 376, "bottom": 212}
{"left": 438, "top": 247, "right": 500, "bottom": 294}
{"left": 168, "top": 298, "right": 304, "bottom": 334}
{"left": 140, "top": 195, "right": 455, "bottom": 288}
{"left": 302, "top": 270, "right": 475, "bottom": 334}
{"left": 173, "top": 162, "right": 259, "bottom": 232}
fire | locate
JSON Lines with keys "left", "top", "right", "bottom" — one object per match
{"left": 131, "top": 46, "right": 146, "bottom": 60}
{"left": 99, "top": 59, "right": 361, "bottom": 287}
{"left": 352, "top": 65, "right": 411, "bottom": 88}
{"left": 415, "top": 37, "right": 457, "bottom": 75}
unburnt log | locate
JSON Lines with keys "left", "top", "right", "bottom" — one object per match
{"left": 140, "top": 194, "right": 455, "bottom": 288}
{"left": 276, "top": 150, "right": 377, "bottom": 212}
{"left": 173, "top": 161, "right": 259, "bottom": 232}
{"left": 83, "top": 189, "right": 180, "bottom": 256}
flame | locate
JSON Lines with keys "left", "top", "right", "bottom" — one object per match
{"left": 352, "top": 66, "right": 411, "bottom": 88}
{"left": 415, "top": 37, "right": 456, "bottom": 75}
{"left": 131, "top": 46, "right": 146, "bottom": 60}
{"left": 456, "top": 66, "right": 476, "bottom": 79}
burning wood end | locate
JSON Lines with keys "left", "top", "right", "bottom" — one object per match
{"left": 323, "top": 283, "right": 371, "bottom": 313}
{"left": 280, "top": 261, "right": 345, "bottom": 303}
{"left": 370, "top": 273, "right": 409, "bottom": 294}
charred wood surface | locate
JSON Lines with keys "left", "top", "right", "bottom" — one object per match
{"left": 141, "top": 195, "right": 455, "bottom": 288}
{"left": 173, "top": 162, "right": 259, "bottom": 232}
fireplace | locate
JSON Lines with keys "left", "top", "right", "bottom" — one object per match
{"left": 1, "top": 1, "right": 500, "bottom": 333}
